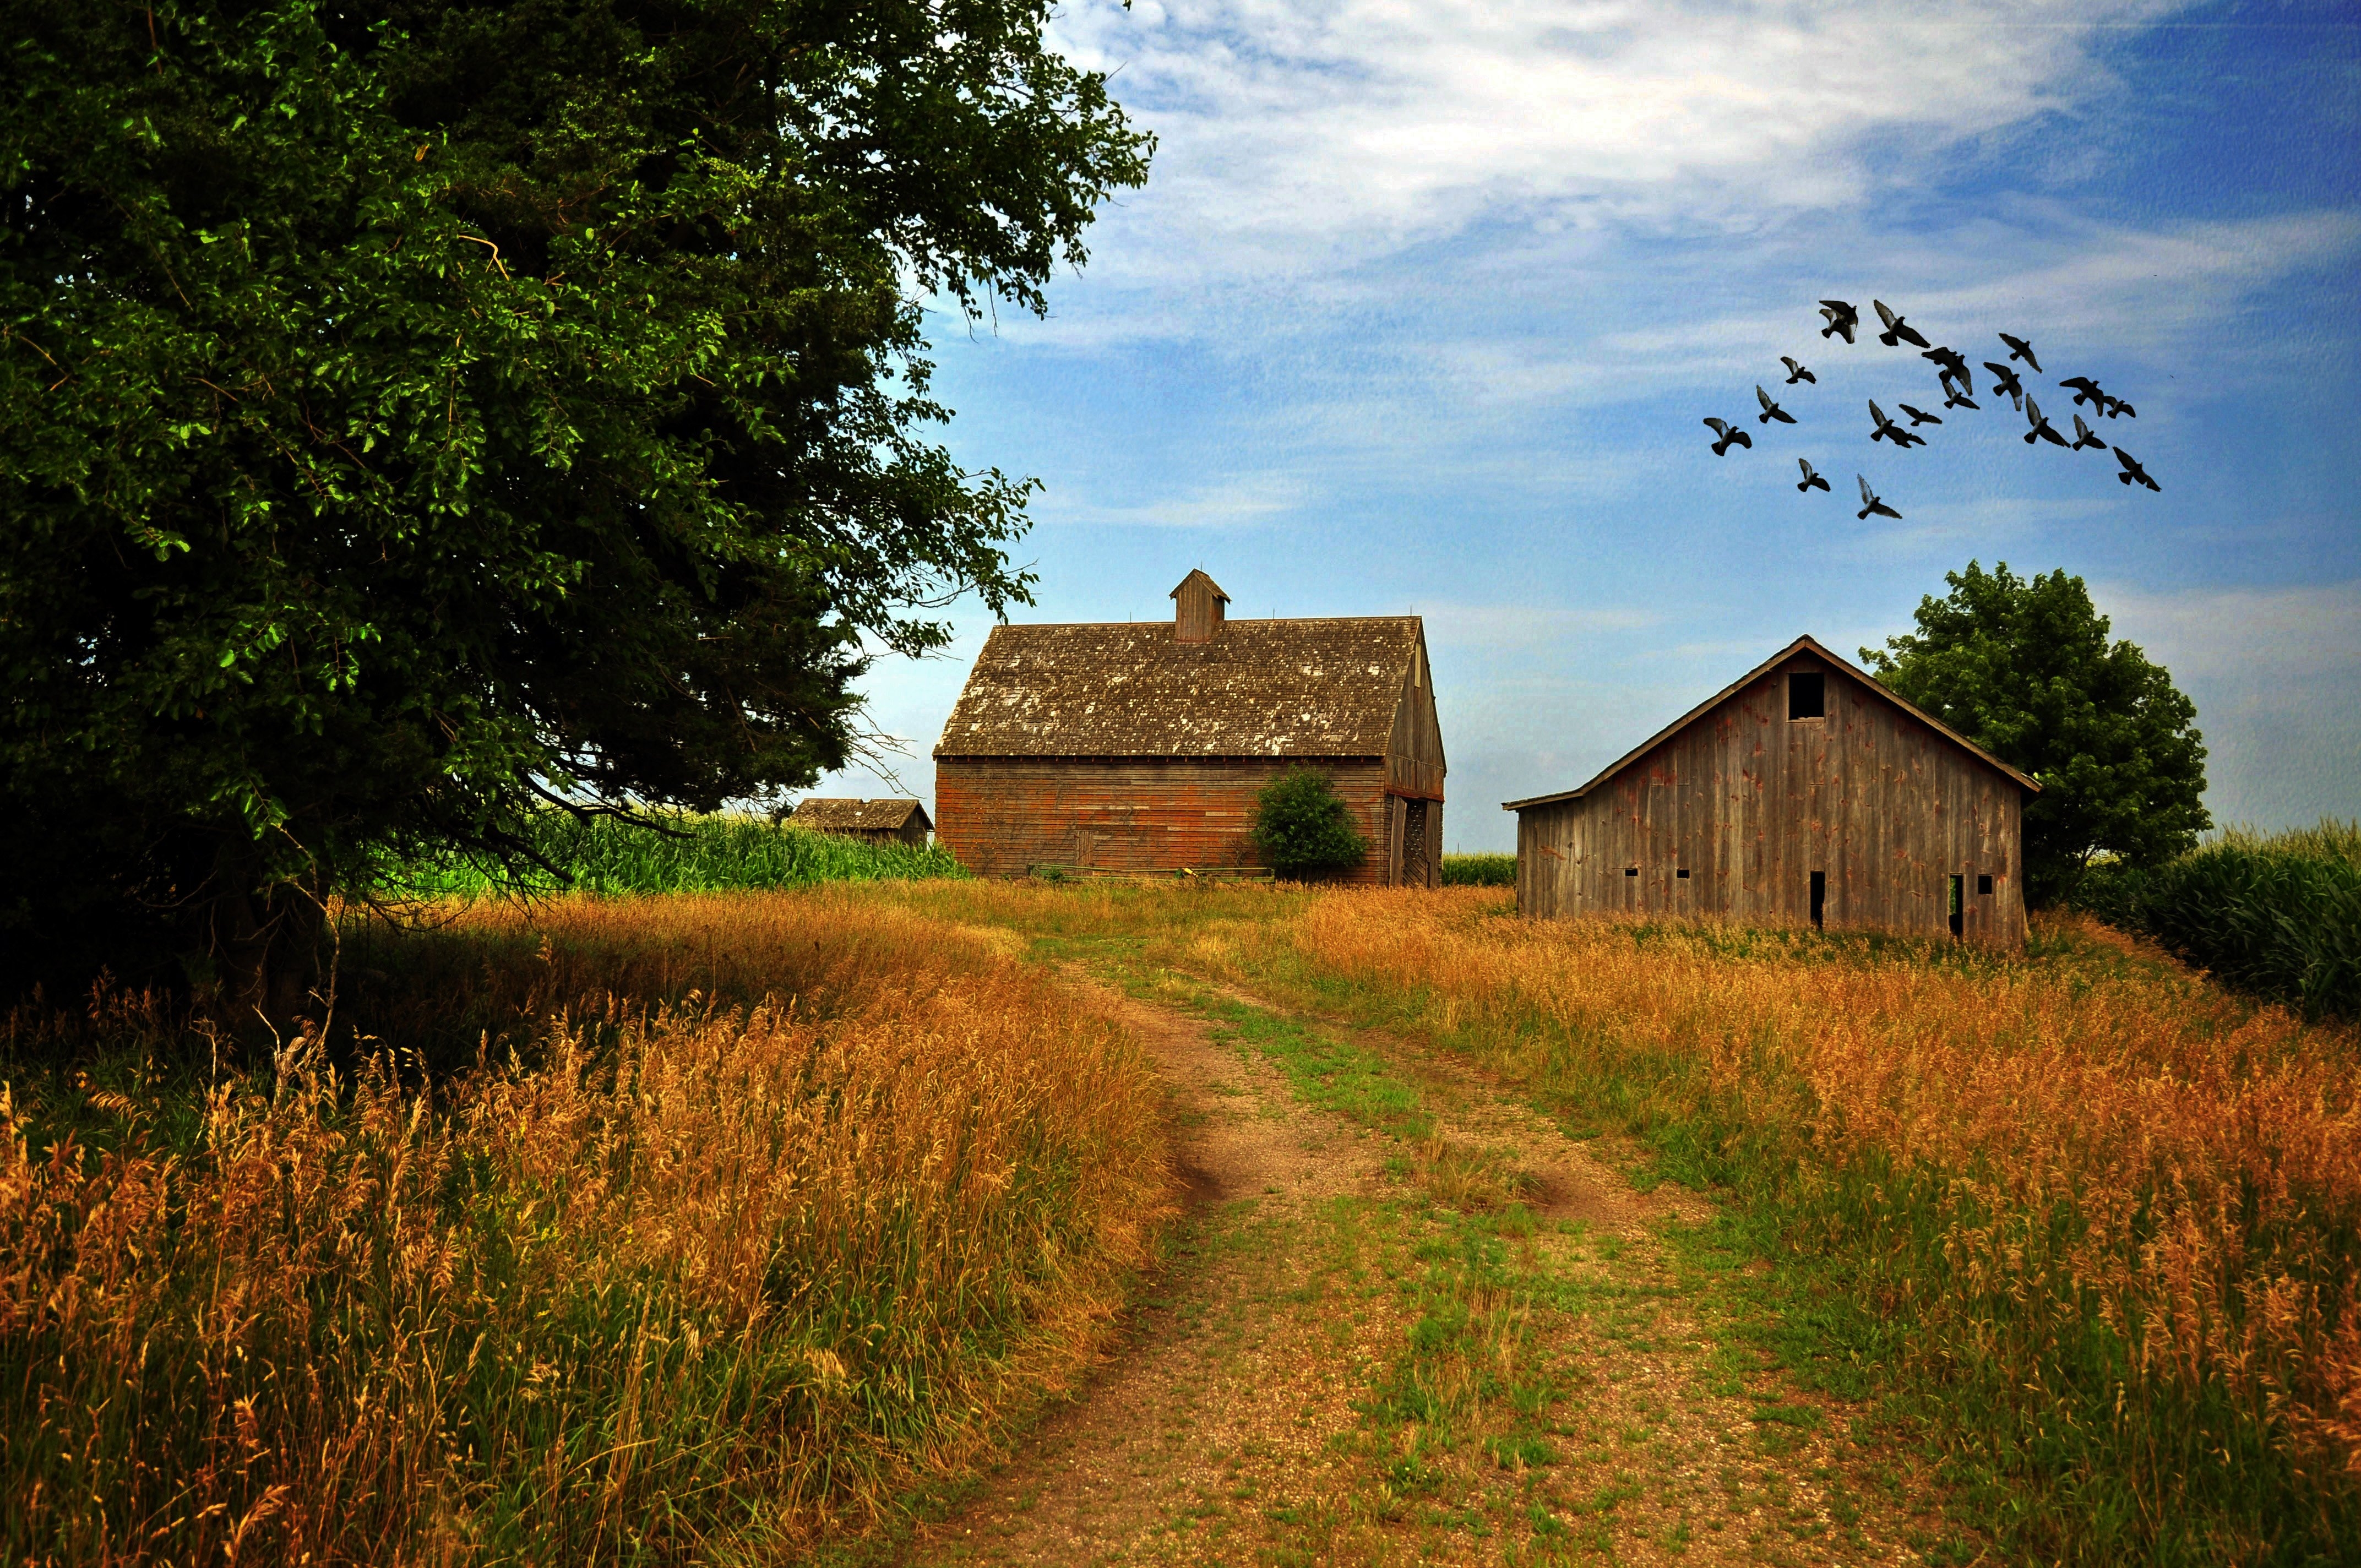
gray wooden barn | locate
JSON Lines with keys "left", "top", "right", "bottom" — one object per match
{"left": 934, "top": 571, "right": 1445, "bottom": 885}
{"left": 1503, "top": 635, "right": 2038, "bottom": 946}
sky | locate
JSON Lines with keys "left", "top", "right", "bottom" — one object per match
{"left": 813, "top": 0, "right": 2360, "bottom": 852}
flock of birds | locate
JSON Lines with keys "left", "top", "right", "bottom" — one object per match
{"left": 1701, "top": 299, "right": 2160, "bottom": 520}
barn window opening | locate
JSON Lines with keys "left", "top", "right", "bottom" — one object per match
{"left": 1809, "top": 870, "right": 1825, "bottom": 929}
{"left": 1788, "top": 672, "right": 1825, "bottom": 720}
{"left": 1978, "top": 874, "right": 1994, "bottom": 896}
{"left": 1949, "top": 874, "right": 1965, "bottom": 938}
{"left": 1676, "top": 868, "right": 1690, "bottom": 879}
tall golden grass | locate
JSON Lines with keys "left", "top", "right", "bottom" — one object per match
{"left": 1268, "top": 892, "right": 2360, "bottom": 1560}
{"left": 1, "top": 891, "right": 1169, "bottom": 1564}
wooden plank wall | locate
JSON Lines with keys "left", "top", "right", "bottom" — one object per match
{"left": 1384, "top": 639, "right": 1447, "bottom": 803}
{"left": 937, "top": 756, "right": 1395, "bottom": 883}
{"left": 1514, "top": 656, "right": 2027, "bottom": 946}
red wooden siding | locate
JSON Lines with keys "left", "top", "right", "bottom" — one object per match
{"left": 937, "top": 757, "right": 1397, "bottom": 884}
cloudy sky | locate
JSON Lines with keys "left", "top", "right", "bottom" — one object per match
{"left": 817, "top": 0, "right": 2359, "bottom": 851}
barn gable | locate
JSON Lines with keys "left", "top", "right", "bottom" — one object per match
{"left": 1503, "top": 635, "right": 2034, "bottom": 810}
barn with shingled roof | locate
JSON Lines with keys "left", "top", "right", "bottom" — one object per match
{"left": 933, "top": 571, "right": 1445, "bottom": 885}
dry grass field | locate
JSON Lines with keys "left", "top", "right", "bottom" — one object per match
{"left": 879, "top": 880, "right": 2361, "bottom": 1564}
{"left": 5, "top": 876, "right": 2354, "bottom": 1564}
{"left": 1, "top": 892, "right": 1169, "bottom": 1564}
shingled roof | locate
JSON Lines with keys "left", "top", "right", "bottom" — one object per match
{"left": 788, "top": 798, "right": 931, "bottom": 832}
{"left": 935, "top": 618, "right": 1424, "bottom": 759}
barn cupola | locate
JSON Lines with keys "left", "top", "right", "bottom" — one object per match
{"left": 1171, "top": 569, "right": 1230, "bottom": 644}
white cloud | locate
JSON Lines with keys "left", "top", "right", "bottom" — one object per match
{"left": 1054, "top": 1, "right": 2175, "bottom": 274}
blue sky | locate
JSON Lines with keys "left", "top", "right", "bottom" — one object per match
{"left": 817, "top": 0, "right": 2359, "bottom": 851}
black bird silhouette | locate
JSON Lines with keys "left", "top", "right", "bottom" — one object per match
{"left": 1921, "top": 346, "right": 1973, "bottom": 396}
{"left": 1857, "top": 475, "right": 1901, "bottom": 521}
{"left": 2059, "top": 375, "right": 2108, "bottom": 410}
{"left": 1819, "top": 300, "right": 1859, "bottom": 343}
{"left": 1874, "top": 300, "right": 1930, "bottom": 349}
{"left": 1756, "top": 386, "right": 1798, "bottom": 425}
{"left": 2071, "top": 413, "right": 2108, "bottom": 452}
{"left": 1781, "top": 356, "right": 1817, "bottom": 385}
{"left": 1797, "top": 458, "right": 1831, "bottom": 493}
{"left": 1999, "top": 332, "right": 2043, "bottom": 373}
{"left": 2023, "top": 397, "right": 2069, "bottom": 448}
{"left": 1868, "top": 400, "right": 1925, "bottom": 448}
{"left": 1703, "top": 417, "right": 1753, "bottom": 456}
{"left": 2114, "top": 447, "right": 2161, "bottom": 491}
{"left": 1943, "top": 387, "right": 1981, "bottom": 412}
{"left": 2102, "top": 393, "right": 2137, "bottom": 420}
{"left": 1897, "top": 402, "right": 1944, "bottom": 428}
{"left": 1983, "top": 361, "right": 2026, "bottom": 411}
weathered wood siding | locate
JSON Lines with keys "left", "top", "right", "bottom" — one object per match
{"left": 1513, "top": 655, "right": 2028, "bottom": 946}
{"left": 938, "top": 756, "right": 1393, "bottom": 883}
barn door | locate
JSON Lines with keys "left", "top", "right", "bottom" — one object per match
{"left": 1402, "top": 799, "right": 1430, "bottom": 888}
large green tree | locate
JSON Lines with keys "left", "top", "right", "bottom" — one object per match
{"left": 1861, "top": 562, "right": 2210, "bottom": 905}
{"left": 1, "top": 1, "right": 1147, "bottom": 1010}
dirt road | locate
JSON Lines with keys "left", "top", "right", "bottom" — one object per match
{"left": 897, "top": 971, "right": 1958, "bottom": 1566}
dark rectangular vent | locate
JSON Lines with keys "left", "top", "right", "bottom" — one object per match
{"left": 1788, "top": 672, "right": 1826, "bottom": 720}
{"left": 1625, "top": 867, "right": 1638, "bottom": 878}
{"left": 1978, "top": 874, "right": 1994, "bottom": 896}
{"left": 1676, "top": 868, "right": 1690, "bottom": 879}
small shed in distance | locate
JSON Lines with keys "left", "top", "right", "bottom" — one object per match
{"left": 933, "top": 570, "right": 1445, "bottom": 884}
{"left": 1504, "top": 636, "right": 2038, "bottom": 947}
{"left": 786, "top": 798, "right": 933, "bottom": 848}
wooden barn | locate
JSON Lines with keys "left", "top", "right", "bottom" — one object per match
{"left": 1503, "top": 635, "right": 2038, "bottom": 946}
{"left": 934, "top": 571, "right": 1445, "bottom": 884}
{"left": 785, "top": 797, "right": 933, "bottom": 847}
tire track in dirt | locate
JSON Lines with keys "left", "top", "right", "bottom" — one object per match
{"left": 905, "top": 976, "right": 1402, "bottom": 1565}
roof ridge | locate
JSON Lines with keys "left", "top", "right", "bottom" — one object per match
{"left": 1500, "top": 634, "right": 2037, "bottom": 811}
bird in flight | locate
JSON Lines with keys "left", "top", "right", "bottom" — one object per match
{"left": 1983, "top": 361, "right": 2026, "bottom": 411}
{"left": 1819, "top": 300, "right": 1859, "bottom": 343}
{"left": 1874, "top": 300, "right": 1931, "bottom": 349}
{"left": 2059, "top": 375, "right": 2109, "bottom": 410}
{"left": 1868, "top": 400, "right": 1925, "bottom": 448}
{"left": 2102, "top": 392, "right": 2137, "bottom": 420}
{"left": 1897, "top": 402, "right": 1944, "bottom": 428}
{"left": 1703, "top": 417, "right": 1753, "bottom": 456}
{"left": 1781, "top": 356, "right": 1817, "bottom": 385}
{"left": 1921, "top": 346, "right": 1973, "bottom": 396}
{"left": 1797, "top": 458, "right": 1831, "bottom": 493}
{"left": 1998, "top": 332, "right": 2043, "bottom": 373}
{"left": 1756, "top": 386, "right": 1798, "bottom": 425}
{"left": 2071, "top": 413, "right": 2109, "bottom": 452}
{"left": 1857, "top": 475, "right": 1901, "bottom": 521}
{"left": 2114, "top": 447, "right": 2161, "bottom": 491}
{"left": 1943, "top": 386, "right": 1981, "bottom": 412}
{"left": 2023, "top": 398, "right": 2069, "bottom": 447}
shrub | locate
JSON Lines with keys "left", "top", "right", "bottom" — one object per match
{"left": 1249, "top": 767, "right": 1370, "bottom": 878}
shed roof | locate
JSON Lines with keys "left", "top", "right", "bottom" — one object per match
{"left": 935, "top": 617, "right": 1424, "bottom": 759}
{"left": 1500, "top": 635, "right": 2039, "bottom": 812}
{"left": 789, "top": 798, "right": 931, "bottom": 832}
